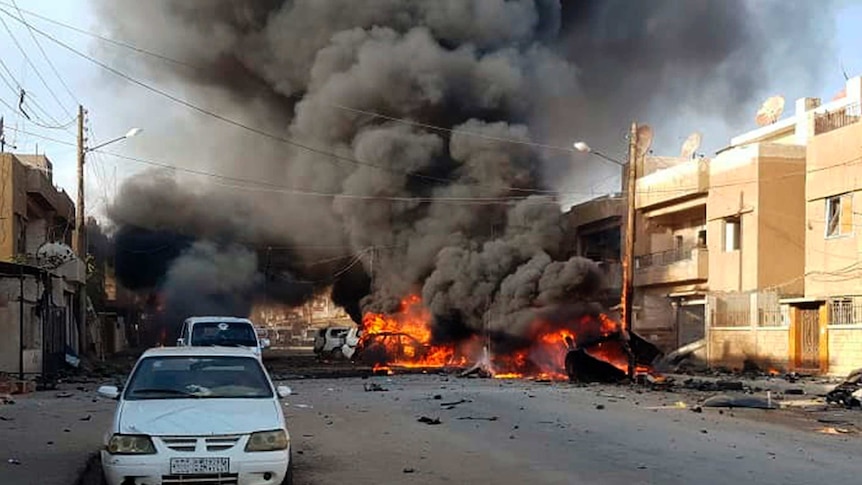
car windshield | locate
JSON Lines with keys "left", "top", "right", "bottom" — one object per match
{"left": 124, "top": 356, "right": 273, "bottom": 400}
{"left": 191, "top": 322, "right": 258, "bottom": 347}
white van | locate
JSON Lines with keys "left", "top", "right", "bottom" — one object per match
{"left": 177, "top": 316, "right": 270, "bottom": 360}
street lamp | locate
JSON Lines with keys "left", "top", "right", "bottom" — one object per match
{"left": 74, "top": 107, "right": 142, "bottom": 359}
{"left": 86, "top": 127, "right": 143, "bottom": 153}
{"left": 573, "top": 123, "right": 641, "bottom": 380}
{"left": 573, "top": 141, "right": 625, "bottom": 167}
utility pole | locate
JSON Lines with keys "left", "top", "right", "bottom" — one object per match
{"left": 622, "top": 122, "right": 639, "bottom": 380}
{"left": 75, "top": 105, "right": 87, "bottom": 356}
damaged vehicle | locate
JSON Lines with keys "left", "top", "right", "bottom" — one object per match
{"left": 177, "top": 316, "right": 270, "bottom": 361}
{"left": 98, "top": 347, "right": 293, "bottom": 485}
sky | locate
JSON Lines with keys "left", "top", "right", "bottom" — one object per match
{"left": 0, "top": 0, "right": 861, "bottom": 219}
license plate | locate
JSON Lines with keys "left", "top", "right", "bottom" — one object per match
{"left": 170, "top": 457, "right": 230, "bottom": 475}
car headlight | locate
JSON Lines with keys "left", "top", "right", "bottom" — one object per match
{"left": 245, "top": 429, "right": 289, "bottom": 452}
{"left": 106, "top": 434, "right": 156, "bottom": 455}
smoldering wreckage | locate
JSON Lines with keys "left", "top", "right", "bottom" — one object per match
{"left": 91, "top": 1, "right": 833, "bottom": 383}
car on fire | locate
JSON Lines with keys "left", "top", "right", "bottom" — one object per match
{"left": 351, "top": 331, "right": 430, "bottom": 365}
{"left": 177, "top": 316, "right": 270, "bottom": 361}
{"left": 98, "top": 347, "right": 293, "bottom": 485}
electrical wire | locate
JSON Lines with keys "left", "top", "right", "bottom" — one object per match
{"left": 0, "top": 12, "right": 72, "bottom": 120}
{"left": 9, "top": 0, "right": 78, "bottom": 106}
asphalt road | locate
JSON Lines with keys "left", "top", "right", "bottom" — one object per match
{"left": 283, "top": 374, "right": 859, "bottom": 485}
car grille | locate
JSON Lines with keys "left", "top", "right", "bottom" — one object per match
{"left": 159, "top": 436, "right": 242, "bottom": 453}
{"left": 205, "top": 436, "right": 241, "bottom": 452}
{"left": 162, "top": 473, "right": 239, "bottom": 484}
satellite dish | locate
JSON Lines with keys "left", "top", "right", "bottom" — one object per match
{"left": 755, "top": 95, "right": 785, "bottom": 126}
{"left": 636, "top": 124, "right": 653, "bottom": 156}
{"left": 35, "top": 242, "right": 76, "bottom": 270}
{"left": 680, "top": 132, "right": 702, "bottom": 159}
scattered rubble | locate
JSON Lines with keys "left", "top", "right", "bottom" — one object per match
{"left": 825, "top": 368, "right": 862, "bottom": 409}
{"left": 417, "top": 416, "right": 441, "bottom": 425}
{"left": 456, "top": 416, "right": 498, "bottom": 421}
{"left": 364, "top": 383, "right": 389, "bottom": 392}
{"left": 703, "top": 395, "right": 777, "bottom": 410}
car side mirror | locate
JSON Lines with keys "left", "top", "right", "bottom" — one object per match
{"left": 98, "top": 385, "right": 119, "bottom": 400}
{"left": 276, "top": 385, "right": 292, "bottom": 399}
{"left": 260, "top": 338, "right": 271, "bottom": 349}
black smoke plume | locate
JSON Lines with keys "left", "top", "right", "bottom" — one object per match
{"left": 98, "top": 0, "right": 834, "bottom": 345}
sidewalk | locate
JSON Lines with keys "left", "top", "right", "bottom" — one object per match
{"left": 0, "top": 384, "right": 115, "bottom": 485}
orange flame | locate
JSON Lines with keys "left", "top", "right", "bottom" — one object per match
{"left": 360, "top": 295, "right": 645, "bottom": 380}
{"left": 360, "top": 295, "right": 466, "bottom": 368}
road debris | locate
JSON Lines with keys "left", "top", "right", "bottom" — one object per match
{"left": 403, "top": 467, "right": 415, "bottom": 473}
{"left": 7, "top": 458, "right": 21, "bottom": 465}
{"left": 819, "top": 426, "right": 853, "bottom": 435}
{"left": 825, "top": 368, "right": 862, "bottom": 408}
{"left": 456, "top": 416, "right": 498, "bottom": 421}
{"left": 364, "top": 383, "right": 389, "bottom": 392}
{"left": 417, "top": 416, "right": 442, "bottom": 425}
{"left": 440, "top": 399, "right": 470, "bottom": 408}
{"left": 703, "top": 395, "right": 777, "bottom": 410}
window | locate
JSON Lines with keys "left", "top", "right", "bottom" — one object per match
{"left": 829, "top": 298, "right": 860, "bottom": 325}
{"left": 723, "top": 217, "right": 740, "bottom": 252}
{"left": 826, "top": 194, "right": 853, "bottom": 238}
{"left": 697, "top": 229, "right": 707, "bottom": 248}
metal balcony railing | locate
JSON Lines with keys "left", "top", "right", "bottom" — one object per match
{"left": 815, "top": 102, "right": 861, "bottom": 135}
{"left": 635, "top": 244, "right": 702, "bottom": 269}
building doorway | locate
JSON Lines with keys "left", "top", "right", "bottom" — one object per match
{"left": 793, "top": 304, "right": 823, "bottom": 372}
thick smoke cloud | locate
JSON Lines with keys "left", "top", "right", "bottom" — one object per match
{"left": 98, "top": 0, "right": 834, "bottom": 344}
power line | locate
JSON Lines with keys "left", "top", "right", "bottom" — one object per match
{"left": 0, "top": 9, "right": 568, "bottom": 196}
{"left": 1, "top": 2, "right": 589, "bottom": 157}
{"left": 0, "top": 12, "right": 72, "bottom": 120}
{"left": 1, "top": 124, "right": 561, "bottom": 204}
{"left": 9, "top": 0, "right": 78, "bottom": 106}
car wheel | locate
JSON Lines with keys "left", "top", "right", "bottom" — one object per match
{"left": 281, "top": 452, "right": 294, "bottom": 485}
{"left": 331, "top": 348, "right": 343, "bottom": 360}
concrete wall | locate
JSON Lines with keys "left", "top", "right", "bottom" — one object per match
{"left": 827, "top": 327, "right": 862, "bottom": 376}
{"left": 708, "top": 327, "right": 790, "bottom": 370}
{"left": 756, "top": 144, "right": 807, "bottom": 295}
{"left": 0, "top": 275, "right": 42, "bottom": 374}
{"left": 708, "top": 145, "right": 759, "bottom": 292}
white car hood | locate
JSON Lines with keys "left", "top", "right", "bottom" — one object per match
{"left": 119, "top": 399, "right": 280, "bottom": 435}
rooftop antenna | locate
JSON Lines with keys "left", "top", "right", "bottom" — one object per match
{"left": 680, "top": 132, "right": 702, "bottom": 160}
{"left": 755, "top": 95, "right": 785, "bottom": 127}
{"left": 840, "top": 60, "right": 850, "bottom": 81}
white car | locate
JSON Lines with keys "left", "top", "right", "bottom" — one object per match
{"left": 177, "top": 316, "right": 271, "bottom": 361}
{"left": 312, "top": 326, "right": 352, "bottom": 358}
{"left": 98, "top": 347, "right": 293, "bottom": 485}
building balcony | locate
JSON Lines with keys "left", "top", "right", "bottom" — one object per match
{"left": 634, "top": 246, "right": 708, "bottom": 287}
{"left": 636, "top": 158, "right": 709, "bottom": 210}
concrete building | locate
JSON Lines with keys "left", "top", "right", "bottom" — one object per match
{"left": 564, "top": 193, "right": 623, "bottom": 305}
{"left": 0, "top": 153, "right": 83, "bottom": 377}
{"left": 800, "top": 76, "right": 862, "bottom": 376}
{"left": 689, "top": 75, "right": 861, "bottom": 375}
{"left": 631, "top": 154, "right": 710, "bottom": 352}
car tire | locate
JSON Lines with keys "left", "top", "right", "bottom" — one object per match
{"left": 331, "top": 348, "right": 343, "bottom": 360}
{"left": 282, "top": 451, "right": 294, "bottom": 485}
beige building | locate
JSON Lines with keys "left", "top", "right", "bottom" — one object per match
{"left": 0, "top": 153, "right": 83, "bottom": 376}
{"left": 632, "top": 154, "right": 710, "bottom": 351}
{"left": 631, "top": 90, "right": 817, "bottom": 363}
{"left": 800, "top": 76, "right": 862, "bottom": 376}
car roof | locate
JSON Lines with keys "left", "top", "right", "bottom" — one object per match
{"left": 140, "top": 346, "right": 260, "bottom": 358}
{"left": 184, "top": 316, "right": 254, "bottom": 325}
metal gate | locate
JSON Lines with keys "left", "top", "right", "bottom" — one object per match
{"left": 42, "top": 307, "right": 67, "bottom": 377}
{"left": 798, "top": 308, "right": 820, "bottom": 370}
